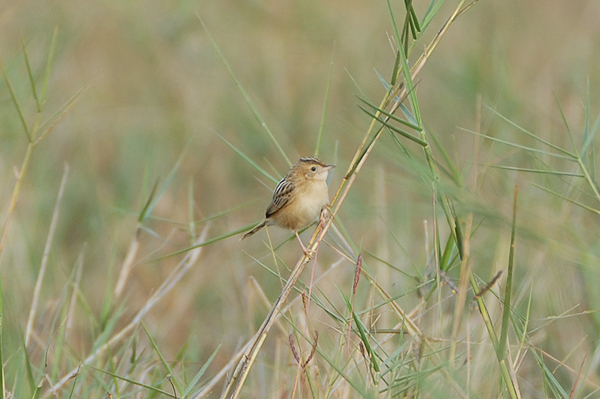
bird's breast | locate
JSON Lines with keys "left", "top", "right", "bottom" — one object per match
{"left": 273, "top": 181, "right": 329, "bottom": 230}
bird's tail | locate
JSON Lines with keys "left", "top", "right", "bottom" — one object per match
{"left": 240, "top": 221, "right": 267, "bottom": 240}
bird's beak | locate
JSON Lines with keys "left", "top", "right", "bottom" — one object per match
{"left": 325, "top": 164, "right": 336, "bottom": 171}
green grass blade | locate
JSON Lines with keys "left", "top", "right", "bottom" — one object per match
{"left": 315, "top": 344, "right": 372, "bottom": 398}
{"left": 188, "top": 179, "right": 196, "bottom": 239}
{"left": 396, "top": 35, "right": 422, "bottom": 128}
{"left": 358, "top": 106, "right": 427, "bottom": 146}
{"left": 142, "top": 322, "right": 182, "bottom": 396}
{"left": 487, "top": 105, "right": 577, "bottom": 158}
{"left": 492, "top": 186, "right": 521, "bottom": 399}
{"left": 41, "top": 26, "right": 59, "bottom": 103}
{"left": 386, "top": 0, "right": 403, "bottom": 53}
{"left": 197, "top": 14, "right": 291, "bottom": 167}
{"left": 390, "top": 50, "right": 401, "bottom": 86}
{"left": 143, "top": 201, "right": 254, "bottom": 232}
{"left": 36, "top": 81, "right": 91, "bottom": 144}
{"left": 184, "top": 345, "right": 221, "bottom": 395}
{"left": 531, "top": 349, "right": 569, "bottom": 398}
{"left": 375, "top": 68, "right": 391, "bottom": 92}
{"left": 421, "top": 0, "right": 444, "bottom": 30}
{"left": 531, "top": 183, "right": 600, "bottom": 216}
{"left": 356, "top": 96, "right": 422, "bottom": 131}
{"left": 21, "top": 37, "right": 41, "bottom": 112}
{"left": 553, "top": 93, "right": 578, "bottom": 157}
{"left": 449, "top": 201, "right": 464, "bottom": 260}
{"left": 352, "top": 311, "right": 380, "bottom": 373}
{"left": 583, "top": 79, "right": 591, "bottom": 154}
{"left": 139, "top": 179, "right": 160, "bottom": 223}
{"left": 88, "top": 365, "right": 176, "bottom": 397}
{"left": 0, "top": 58, "right": 32, "bottom": 141}
{"left": 586, "top": 114, "right": 599, "bottom": 183}
{"left": 315, "top": 50, "right": 335, "bottom": 158}
{"left": 461, "top": 128, "right": 577, "bottom": 160}
{"left": 139, "top": 137, "right": 193, "bottom": 223}
{"left": 22, "top": 339, "right": 38, "bottom": 395}
{"left": 581, "top": 96, "right": 600, "bottom": 158}
{"left": 192, "top": 201, "right": 256, "bottom": 224}
{"left": 489, "top": 165, "right": 584, "bottom": 177}
{"left": 154, "top": 224, "right": 251, "bottom": 261}
{"left": 498, "top": 186, "right": 517, "bottom": 359}
{"left": 399, "top": 102, "right": 419, "bottom": 127}
{"left": 439, "top": 231, "right": 456, "bottom": 272}
{"left": 428, "top": 128, "right": 463, "bottom": 186}
{"left": 214, "top": 131, "right": 278, "bottom": 184}
{"left": 407, "top": 0, "right": 421, "bottom": 33}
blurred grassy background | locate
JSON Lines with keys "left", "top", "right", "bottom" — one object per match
{"left": 2, "top": 0, "right": 600, "bottom": 397}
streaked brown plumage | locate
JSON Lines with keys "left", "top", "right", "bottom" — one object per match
{"left": 242, "top": 157, "right": 335, "bottom": 255}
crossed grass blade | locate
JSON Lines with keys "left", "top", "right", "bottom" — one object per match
{"left": 357, "top": 96, "right": 423, "bottom": 132}
{"left": 531, "top": 183, "right": 600, "bottom": 216}
{"left": 486, "top": 104, "right": 577, "bottom": 159}
{"left": 358, "top": 105, "right": 426, "bottom": 147}
{"left": 185, "top": 344, "right": 221, "bottom": 397}
{"left": 88, "top": 365, "right": 176, "bottom": 398}
{"left": 461, "top": 127, "right": 576, "bottom": 160}
{"left": 142, "top": 322, "right": 183, "bottom": 396}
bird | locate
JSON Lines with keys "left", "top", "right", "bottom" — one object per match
{"left": 241, "top": 157, "right": 335, "bottom": 255}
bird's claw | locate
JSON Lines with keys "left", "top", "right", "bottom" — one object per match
{"left": 302, "top": 248, "right": 315, "bottom": 259}
{"left": 318, "top": 205, "right": 333, "bottom": 229}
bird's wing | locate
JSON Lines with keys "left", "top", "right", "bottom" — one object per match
{"left": 266, "top": 178, "right": 295, "bottom": 217}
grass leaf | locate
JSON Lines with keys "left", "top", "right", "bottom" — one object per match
{"left": 88, "top": 365, "right": 176, "bottom": 397}
{"left": 214, "top": 131, "right": 278, "bottom": 184}
{"left": 0, "top": 58, "right": 31, "bottom": 141}
{"left": 184, "top": 345, "right": 221, "bottom": 395}
{"left": 197, "top": 14, "right": 291, "bottom": 167}
{"left": 357, "top": 96, "right": 422, "bottom": 131}
{"left": 461, "top": 127, "right": 577, "bottom": 160}
{"left": 489, "top": 165, "right": 584, "bottom": 177}
{"left": 21, "top": 37, "right": 41, "bottom": 112}
{"left": 154, "top": 224, "right": 252, "bottom": 261}
{"left": 488, "top": 104, "right": 578, "bottom": 158}
{"left": 531, "top": 183, "right": 600, "bottom": 216}
{"left": 315, "top": 49, "right": 335, "bottom": 158}
{"left": 41, "top": 26, "right": 59, "bottom": 103}
{"left": 358, "top": 105, "right": 427, "bottom": 146}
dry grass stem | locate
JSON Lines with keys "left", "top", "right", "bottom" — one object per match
{"left": 114, "top": 235, "right": 141, "bottom": 298}
{"left": 25, "top": 164, "right": 70, "bottom": 347}
{"left": 42, "top": 224, "right": 209, "bottom": 398}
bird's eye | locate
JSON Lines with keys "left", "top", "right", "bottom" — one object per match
{"left": 311, "top": 166, "right": 317, "bottom": 171}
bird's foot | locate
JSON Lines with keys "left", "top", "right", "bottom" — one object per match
{"left": 319, "top": 205, "right": 333, "bottom": 229}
